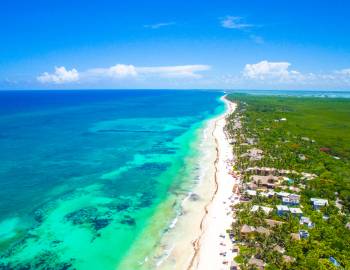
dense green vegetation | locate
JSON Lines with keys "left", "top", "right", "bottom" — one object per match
{"left": 228, "top": 94, "right": 350, "bottom": 158}
{"left": 226, "top": 94, "right": 350, "bottom": 269}
{"left": 227, "top": 94, "right": 350, "bottom": 211}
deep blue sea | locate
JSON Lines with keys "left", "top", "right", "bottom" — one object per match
{"left": 0, "top": 90, "right": 224, "bottom": 270}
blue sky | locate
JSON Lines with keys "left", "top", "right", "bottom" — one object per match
{"left": 1, "top": 0, "right": 350, "bottom": 90}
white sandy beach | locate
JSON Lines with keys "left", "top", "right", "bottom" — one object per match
{"left": 193, "top": 98, "right": 238, "bottom": 270}
{"left": 152, "top": 96, "right": 239, "bottom": 270}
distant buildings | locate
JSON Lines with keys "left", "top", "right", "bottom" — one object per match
{"left": 329, "top": 257, "right": 341, "bottom": 267}
{"left": 272, "top": 244, "right": 285, "bottom": 254}
{"left": 240, "top": 224, "right": 255, "bottom": 238}
{"left": 265, "top": 219, "right": 284, "bottom": 228}
{"left": 249, "top": 174, "right": 281, "bottom": 189}
{"left": 274, "top": 117, "right": 287, "bottom": 122}
{"left": 300, "top": 217, "right": 314, "bottom": 228}
{"left": 276, "top": 205, "right": 303, "bottom": 217}
{"left": 346, "top": 222, "right": 350, "bottom": 230}
{"left": 291, "top": 233, "right": 300, "bottom": 241}
{"left": 277, "top": 205, "right": 290, "bottom": 216}
{"left": 289, "top": 208, "right": 303, "bottom": 217}
{"left": 310, "top": 198, "right": 328, "bottom": 210}
{"left": 299, "top": 230, "right": 309, "bottom": 239}
{"left": 278, "top": 192, "right": 300, "bottom": 206}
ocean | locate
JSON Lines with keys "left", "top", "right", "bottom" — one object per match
{"left": 226, "top": 89, "right": 350, "bottom": 98}
{"left": 0, "top": 90, "right": 224, "bottom": 270}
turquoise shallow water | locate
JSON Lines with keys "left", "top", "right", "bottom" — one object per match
{"left": 0, "top": 90, "right": 224, "bottom": 269}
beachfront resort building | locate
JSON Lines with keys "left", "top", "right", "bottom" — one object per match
{"left": 311, "top": 198, "right": 328, "bottom": 210}
{"left": 277, "top": 192, "right": 300, "bottom": 206}
{"left": 277, "top": 205, "right": 303, "bottom": 217}
{"left": 265, "top": 219, "right": 284, "bottom": 228}
{"left": 277, "top": 205, "right": 290, "bottom": 216}
{"left": 240, "top": 224, "right": 255, "bottom": 238}
{"left": 299, "top": 230, "right": 310, "bottom": 239}
{"left": 289, "top": 207, "right": 303, "bottom": 217}
{"left": 300, "top": 216, "right": 314, "bottom": 228}
{"left": 291, "top": 233, "right": 301, "bottom": 241}
{"left": 250, "top": 174, "right": 282, "bottom": 189}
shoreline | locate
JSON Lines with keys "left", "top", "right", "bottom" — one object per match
{"left": 191, "top": 97, "right": 238, "bottom": 270}
{"left": 152, "top": 96, "right": 237, "bottom": 270}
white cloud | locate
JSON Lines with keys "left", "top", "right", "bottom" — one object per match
{"left": 221, "top": 16, "right": 252, "bottom": 29}
{"left": 89, "top": 64, "right": 209, "bottom": 79}
{"left": 227, "top": 60, "right": 350, "bottom": 89}
{"left": 111, "top": 64, "right": 138, "bottom": 77}
{"left": 241, "top": 61, "right": 350, "bottom": 87}
{"left": 37, "top": 66, "right": 79, "bottom": 84}
{"left": 144, "top": 22, "right": 175, "bottom": 29}
{"left": 336, "top": 68, "right": 350, "bottom": 76}
{"left": 37, "top": 64, "right": 210, "bottom": 84}
{"left": 88, "top": 64, "right": 138, "bottom": 79}
{"left": 137, "top": 65, "right": 210, "bottom": 78}
{"left": 333, "top": 68, "right": 350, "bottom": 84}
{"left": 243, "top": 60, "right": 303, "bottom": 81}
{"left": 242, "top": 61, "right": 350, "bottom": 85}
{"left": 36, "top": 62, "right": 350, "bottom": 89}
